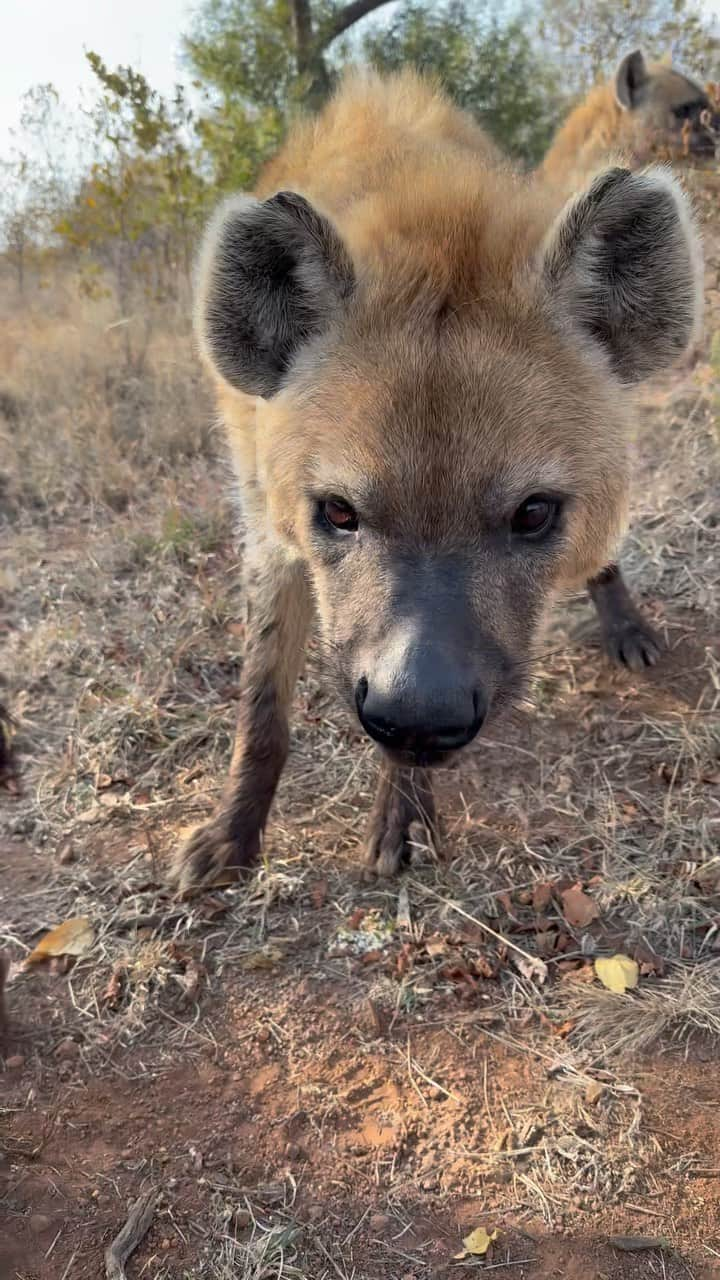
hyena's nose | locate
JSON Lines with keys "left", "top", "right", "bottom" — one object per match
{"left": 355, "top": 667, "right": 486, "bottom": 759}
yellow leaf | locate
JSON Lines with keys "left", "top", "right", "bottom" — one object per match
{"left": 26, "top": 917, "right": 94, "bottom": 965}
{"left": 239, "top": 946, "right": 284, "bottom": 971}
{"left": 594, "top": 954, "right": 639, "bottom": 994}
{"left": 458, "top": 1227, "right": 498, "bottom": 1257}
{"left": 86, "top": 196, "right": 96, "bottom": 207}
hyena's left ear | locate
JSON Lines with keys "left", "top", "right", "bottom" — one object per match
{"left": 542, "top": 166, "right": 702, "bottom": 383}
{"left": 195, "top": 190, "right": 355, "bottom": 398}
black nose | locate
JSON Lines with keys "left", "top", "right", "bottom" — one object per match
{"left": 355, "top": 672, "right": 485, "bottom": 758}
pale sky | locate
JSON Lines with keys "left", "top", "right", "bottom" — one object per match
{"left": 2, "top": 0, "right": 720, "bottom": 163}
{"left": 0, "top": 0, "right": 194, "bottom": 160}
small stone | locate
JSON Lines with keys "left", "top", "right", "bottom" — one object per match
{"left": 6, "top": 1054, "right": 25, "bottom": 1070}
{"left": 54, "top": 1037, "right": 79, "bottom": 1060}
{"left": 29, "top": 1214, "right": 52, "bottom": 1233}
{"left": 161, "top": 1238, "right": 171, "bottom": 1251}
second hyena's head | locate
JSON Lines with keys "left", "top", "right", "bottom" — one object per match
{"left": 197, "top": 168, "right": 701, "bottom": 767}
{"left": 615, "top": 48, "right": 720, "bottom": 159}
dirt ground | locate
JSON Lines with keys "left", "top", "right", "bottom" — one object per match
{"left": 2, "top": 167, "right": 720, "bottom": 1279}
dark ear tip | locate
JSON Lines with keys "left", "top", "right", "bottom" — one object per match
{"left": 585, "top": 166, "right": 632, "bottom": 209}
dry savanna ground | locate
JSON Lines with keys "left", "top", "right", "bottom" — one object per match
{"left": 1, "top": 166, "right": 720, "bottom": 1280}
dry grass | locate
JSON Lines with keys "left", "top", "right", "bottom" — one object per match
{"left": 1, "top": 217, "right": 720, "bottom": 1270}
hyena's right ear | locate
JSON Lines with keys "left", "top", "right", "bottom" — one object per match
{"left": 195, "top": 190, "right": 355, "bottom": 398}
{"left": 614, "top": 49, "right": 648, "bottom": 110}
{"left": 542, "top": 165, "right": 702, "bottom": 383}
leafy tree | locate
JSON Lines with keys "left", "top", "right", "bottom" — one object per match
{"left": 54, "top": 54, "right": 208, "bottom": 365}
{"left": 364, "top": 2, "right": 565, "bottom": 164}
{"left": 184, "top": 0, "right": 399, "bottom": 187}
{"left": 0, "top": 85, "right": 73, "bottom": 295}
{"left": 540, "top": 0, "right": 720, "bottom": 95}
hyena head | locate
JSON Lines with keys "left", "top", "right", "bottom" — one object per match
{"left": 615, "top": 48, "right": 720, "bottom": 158}
{"left": 197, "top": 168, "right": 700, "bottom": 766}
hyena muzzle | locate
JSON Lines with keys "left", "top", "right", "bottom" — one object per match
{"left": 170, "top": 71, "right": 702, "bottom": 892}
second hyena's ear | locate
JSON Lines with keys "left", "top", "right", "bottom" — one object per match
{"left": 542, "top": 166, "right": 702, "bottom": 383}
{"left": 195, "top": 190, "right": 354, "bottom": 398}
{"left": 615, "top": 48, "right": 648, "bottom": 110}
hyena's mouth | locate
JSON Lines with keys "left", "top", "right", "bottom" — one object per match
{"left": 377, "top": 742, "right": 463, "bottom": 769}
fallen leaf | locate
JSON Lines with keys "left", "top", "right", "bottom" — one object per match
{"left": 512, "top": 953, "right": 549, "bottom": 984}
{"left": 26, "top": 917, "right": 94, "bottom": 965}
{"left": 103, "top": 961, "right": 127, "bottom": 1010}
{"left": 396, "top": 885, "right": 412, "bottom": 931}
{"left": 310, "top": 879, "right": 329, "bottom": 910}
{"left": 424, "top": 934, "right": 448, "bottom": 959}
{"left": 473, "top": 954, "right": 497, "bottom": 979}
{"left": 632, "top": 940, "right": 665, "bottom": 977}
{"left": 455, "top": 1227, "right": 498, "bottom": 1259}
{"left": 609, "top": 1236, "right": 670, "bottom": 1252}
{"left": 239, "top": 946, "right": 284, "bottom": 971}
{"left": 180, "top": 958, "right": 205, "bottom": 1003}
{"left": 98, "top": 791, "right": 122, "bottom": 808}
{"left": 594, "top": 953, "right": 639, "bottom": 994}
{"left": 585, "top": 1080, "right": 605, "bottom": 1105}
{"left": 532, "top": 881, "right": 553, "bottom": 912}
{"left": 561, "top": 884, "right": 600, "bottom": 928}
{"left": 565, "top": 963, "right": 595, "bottom": 984}
{"left": 396, "top": 942, "right": 414, "bottom": 976}
{"left": 551, "top": 1018, "right": 576, "bottom": 1038}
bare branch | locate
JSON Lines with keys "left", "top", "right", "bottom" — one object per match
{"left": 323, "top": 0, "right": 397, "bottom": 47}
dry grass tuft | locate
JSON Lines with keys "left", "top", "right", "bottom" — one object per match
{"left": 566, "top": 962, "right": 720, "bottom": 1056}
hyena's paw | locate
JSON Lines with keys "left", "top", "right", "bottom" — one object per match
{"left": 600, "top": 614, "right": 664, "bottom": 673}
{"left": 363, "top": 775, "right": 440, "bottom": 879}
{"left": 170, "top": 817, "right": 259, "bottom": 895}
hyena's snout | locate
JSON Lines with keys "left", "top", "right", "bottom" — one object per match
{"left": 354, "top": 634, "right": 487, "bottom": 765}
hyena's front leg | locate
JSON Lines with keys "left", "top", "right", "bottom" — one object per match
{"left": 587, "top": 562, "right": 663, "bottom": 672}
{"left": 171, "top": 548, "right": 312, "bottom": 893}
{"left": 363, "top": 758, "right": 440, "bottom": 877}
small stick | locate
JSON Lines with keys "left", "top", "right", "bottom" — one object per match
{"left": 0, "top": 950, "right": 8, "bottom": 1036}
{"left": 105, "top": 1189, "right": 157, "bottom": 1280}
{"left": 410, "top": 881, "right": 548, "bottom": 981}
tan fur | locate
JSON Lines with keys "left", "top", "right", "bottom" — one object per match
{"left": 542, "top": 61, "right": 714, "bottom": 200}
{"left": 215, "top": 70, "right": 626, "bottom": 587}
{"left": 174, "top": 68, "right": 701, "bottom": 891}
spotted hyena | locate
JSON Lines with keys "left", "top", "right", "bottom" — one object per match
{"left": 543, "top": 48, "right": 720, "bottom": 194}
{"left": 171, "top": 69, "right": 701, "bottom": 892}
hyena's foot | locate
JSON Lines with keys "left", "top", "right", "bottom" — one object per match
{"left": 170, "top": 815, "right": 261, "bottom": 894}
{"left": 588, "top": 563, "right": 664, "bottom": 674}
{"left": 363, "top": 764, "right": 439, "bottom": 878}
{"left": 599, "top": 611, "right": 663, "bottom": 673}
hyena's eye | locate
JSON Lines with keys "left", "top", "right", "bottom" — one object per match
{"left": 511, "top": 495, "right": 560, "bottom": 540}
{"left": 319, "top": 498, "right": 359, "bottom": 533}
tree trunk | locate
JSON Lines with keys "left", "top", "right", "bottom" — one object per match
{"left": 291, "top": 0, "right": 331, "bottom": 110}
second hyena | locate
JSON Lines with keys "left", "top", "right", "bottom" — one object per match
{"left": 543, "top": 49, "right": 720, "bottom": 197}
{"left": 172, "top": 70, "right": 702, "bottom": 891}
